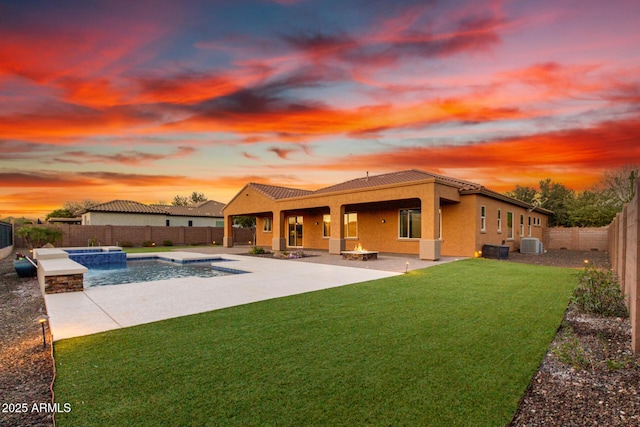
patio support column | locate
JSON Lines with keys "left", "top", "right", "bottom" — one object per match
{"left": 419, "top": 188, "right": 441, "bottom": 261}
{"left": 223, "top": 214, "right": 234, "bottom": 247}
{"left": 271, "top": 210, "right": 286, "bottom": 251}
{"left": 328, "top": 204, "right": 345, "bottom": 254}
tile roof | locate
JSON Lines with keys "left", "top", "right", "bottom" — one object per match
{"left": 248, "top": 183, "right": 314, "bottom": 200}
{"left": 160, "top": 200, "right": 225, "bottom": 217}
{"left": 243, "top": 169, "right": 544, "bottom": 212}
{"left": 84, "top": 200, "right": 168, "bottom": 214}
{"left": 86, "top": 199, "right": 225, "bottom": 217}
{"left": 314, "top": 169, "right": 484, "bottom": 194}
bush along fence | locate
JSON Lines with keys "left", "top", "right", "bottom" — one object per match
{"left": 609, "top": 180, "right": 640, "bottom": 353}
{"left": 14, "top": 224, "right": 254, "bottom": 249}
{"left": 0, "top": 221, "right": 13, "bottom": 259}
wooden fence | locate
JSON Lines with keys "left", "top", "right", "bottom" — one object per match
{"left": 609, "top": 181, "right": 640, "bottom": 353}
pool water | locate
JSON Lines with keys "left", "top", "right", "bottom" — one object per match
{"left": 84, "top": 260, "right": 229, "bottom": 288}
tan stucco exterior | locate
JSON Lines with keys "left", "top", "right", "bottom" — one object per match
{"left": 223, "top": 171, "right": 551, "bottom": 260}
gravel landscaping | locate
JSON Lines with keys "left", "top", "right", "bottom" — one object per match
{"left": 1, "top": 248, "right": 638, "bottom": 426}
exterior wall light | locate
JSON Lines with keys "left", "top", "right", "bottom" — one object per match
{"left": 381, "top": 219, "right": 386, "bottom": 223}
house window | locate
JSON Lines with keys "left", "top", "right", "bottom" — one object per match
{"left": 497, "top": 209, "right": 502, "bottom": 232}
{"left": 263, "top": 217, "right": 272, "bottom": 232}
{"left": 343, "top": 212, "right": 357, "bottom": 238}
{"left": 322, "top": 214, "right": 331, "bottom": 238}
{"left": 399, "top": 208, "right": 421, "bottom": 239}
{"left": 215, "top": 220, "right": 224, "bottom": 227}
{"left": 519, "top": 214, "right": 525, "bottom": 237}
{"left": 166, "top": 220, "right": 170, "bottom": 227}
{"left": 480, "top": 206, "right": 486, "bottom": 232}
{"left": 188, "top": 220, "right": 193, "bottom": 227}
{"left": 528, "top": 217, "right": 532, "bottom": 236}
{"left": 507, "top": 212, "right": 514, "bottom": 240}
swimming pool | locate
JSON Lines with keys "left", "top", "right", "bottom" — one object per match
{"left": 84, "top": 260, "right": 229, "bottom": 288}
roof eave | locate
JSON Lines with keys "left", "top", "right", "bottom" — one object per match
{"left": 460, "top": 189, "right": 554, "bottom": 215}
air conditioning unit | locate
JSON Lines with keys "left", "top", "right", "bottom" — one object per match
{"left": 520, "top": 237, "right": 543, "bottom": 254}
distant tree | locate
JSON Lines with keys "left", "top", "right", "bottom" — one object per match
{"left": 505, "top": 179, "right": 575, "bottom": 227}
{"left": 233, "top": 216, "right": 256, "bottom": 228}
{"left": 189, "top": 192, "right": 208, "bottom": 204}
{"left": 172, "top": 195, "right": 190, "bottom": 206}
{"left": 599, "top": 164, "right": 638, "bottom": 209}
{"left": 504, "top": 185, "right": 538, "bottom": 204}
{"left": 63, "top": 200, "right": 101, "bottom": 216}
{"left": 45, "top": 208, "right": 74, "bottom": 221}
{"left": 172, "top": 192, "right": 208, "bottom": 206}
{"left": 538, "top": 178, "right": 575, "bottom": 227}
{"left": 567, "top": 190, "right": 618, "bottom": 227}
{"left": 234, "top": 216, "right": 257, "bottom": 245}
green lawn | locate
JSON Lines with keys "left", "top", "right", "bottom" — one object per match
{"left": 53, "top": 259, "right": 576, "bottom": 426}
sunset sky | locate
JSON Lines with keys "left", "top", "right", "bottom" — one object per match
{"left": 1, "top": 0, "right": 640, "bottom": 219}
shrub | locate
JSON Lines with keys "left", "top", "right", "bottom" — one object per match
{"left": 119, "top": 241, "right": 134, "bottom": 248}
{"left": 552, "top": 324, "right": 593, "bottom": 369}
{"left": 248, "top": 246, "right": 266, "bottom": 255}
{"left": 16, "top": 226, "right": 63, "bottom": 248}
{"left": 572, "top": 266, "right": 628, "bottom": 318}
{"left": 142, "top": 240, "right": 155, "bottom": 247}
{"left": 163, "top": 240, "right": 173, "bottom": 246}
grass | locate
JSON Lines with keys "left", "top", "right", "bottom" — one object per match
{"left": 53, "top": 259, "right": 576, "bottom": 426}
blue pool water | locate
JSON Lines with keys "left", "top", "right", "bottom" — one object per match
{"left": 84, "top": 260, "right": 229, "bottom": 288}
{"left": 65, "top": 248, "right": 127, "bottom": 269}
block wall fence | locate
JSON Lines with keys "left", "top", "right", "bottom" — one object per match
{"left": 14, "top": 224, "right": 254, "bottom": 249}
{"left": 609, "top": 181, "right": 640, "bottom": 353}
{"left": 543, "top": 226, "right": 610, "bottom": 251}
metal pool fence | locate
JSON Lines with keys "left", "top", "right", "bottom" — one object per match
{"left": 0, "top": 221, "right": 12, "bottom": 250}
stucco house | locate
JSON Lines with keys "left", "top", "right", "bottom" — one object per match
{"left": 223, "top": 170, "right": 552, "bottom": 260}
{"left": 81, "top": 200, "right": 225, "bottom": 227}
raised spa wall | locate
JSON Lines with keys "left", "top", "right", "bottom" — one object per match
{"left": 33, "top": 246, "right": 122, "bottom": 294}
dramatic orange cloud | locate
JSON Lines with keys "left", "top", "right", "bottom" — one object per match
{"left": 1, "top": 0, "right": 639, "bottom": 219}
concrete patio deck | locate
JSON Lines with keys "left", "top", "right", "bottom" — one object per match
{"left": 44, "top": 247, "right": 461, "bottom": 341}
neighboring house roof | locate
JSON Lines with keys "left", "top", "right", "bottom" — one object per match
{"left": 160, "top": 200, "right": 225, "bottom": 217}
{"left": 82, "top": 200, "right": 167, "bottom": 214}
{"left": 83, "top": 199, "right": 225, "bottom": 217}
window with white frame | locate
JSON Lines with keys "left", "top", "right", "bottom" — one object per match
{"left": 497, "top": 209, "right": 502, "bottom": 232}
{"left": 343, "top": 212, "right": 357, "bottom": 238}
{"left": 322, "top": 214, "right": 331, "bottom": 238}
{"left": 507, "top": 212, "right": 514, "bottom": 239}
{"left": 528, "top": 216, "right": 532, "bottom": 236}
{"left": 263, "top": 217, "right": 272, "bottom": 232}
{"left": 519, "top": 214, "right": 524, "bottom": 237}
{"left": 480, "top": 205, "right": 486, "bottom": 232}
{"left": 399, "top": 208, "right": 421, "bottom": 239}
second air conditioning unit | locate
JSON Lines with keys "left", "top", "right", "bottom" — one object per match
{"left": 520, "top": 237, "right": 543, "bottom": 254}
